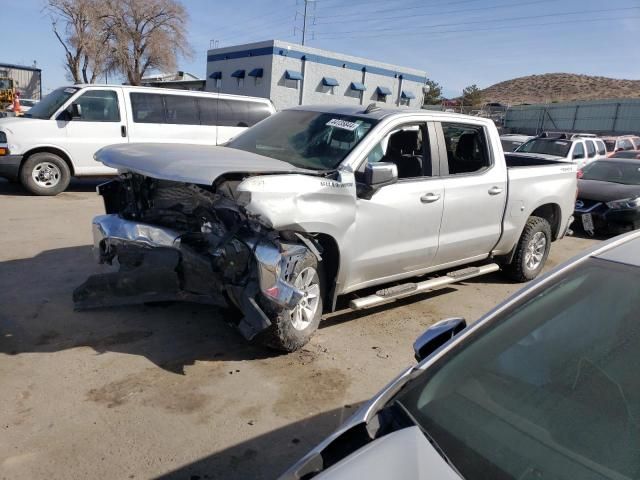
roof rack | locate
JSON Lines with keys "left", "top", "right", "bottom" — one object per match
{"left": 363, "top": 103, "right": 381, "bottom": 114}
{"left": 537, "top": 132, "right": 568, "bottom": 140}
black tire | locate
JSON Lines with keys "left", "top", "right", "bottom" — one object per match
{"left": 258, "top": 250, "right": 323, "bottom": 352}
{"left": 20, "top": 152, "right": 71, "bottom": 196}
{"left": 504, "top": 216, "right": 552, "bottom": 282}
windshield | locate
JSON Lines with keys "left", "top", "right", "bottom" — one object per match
{"left": 226, "top": 110, "right": 378, "bottom": 170}
{"left": 516, "top": 138, "right": 571, "bottom": 157}
{"left": 582, "top": 160, "right": 640, "bottom": 185}
{"left": 25, "top": 87, "right": 79, "bottom": 119}
{"left": 394, "top": 258, "right": 640, "bottom": 479}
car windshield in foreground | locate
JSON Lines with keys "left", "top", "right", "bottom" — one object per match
{"left": 394, "top": 257, "right": 640, "bottom": 480}
{"left": 25, "top": 86, "right": 79, "bottom": 119}
{"left": 581, "top": 161, "right": 640, "bottom": 185}
{"left": 226, "top": 110, "right": 378, "bottom": 170}
{"left": 516, "top": 138, "right": 571, "bottom": 157}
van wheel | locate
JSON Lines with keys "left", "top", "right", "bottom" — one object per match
{"left": 504, "top": 216, "right": 552, "bottom": 282}
{"left": 20, "top": 152, "right": 71, "bottom": 196}
{"left": 258, "top": 251, "right": 323, "bottom": 352}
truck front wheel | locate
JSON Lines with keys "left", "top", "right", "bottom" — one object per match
{"left": 259, "top": 251, "right": 323, "bottom": 352}
{"left": 20, "top": 152, "right": 71, "bottom": 196}
{"left": 504, "top": 216, "right": 552, "bottom": 282}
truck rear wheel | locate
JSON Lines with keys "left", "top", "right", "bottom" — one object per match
{"left": 20, "top": 152, "right": 70, "bottom": 196}
{"left": 504, "top": 216, "right": 552, "bottom": 282}
{"left": 258, "top": 251, "right": 323, "bottom": 352}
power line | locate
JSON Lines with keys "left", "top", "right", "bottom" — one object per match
{"left": 313, "top": 5, "right": 640, "bottom": 37}
{"left": 314, "top": 0, "right": 555, "bottom": 25}
{"left": 313, "top": 14, "right": 640, "bottom": 41}
{"left": 314, "top": 0, "right": 485, "bottom": 20}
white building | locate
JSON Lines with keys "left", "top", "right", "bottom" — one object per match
{"left": 205, "top": 40, "right": 427, "bottom": 110}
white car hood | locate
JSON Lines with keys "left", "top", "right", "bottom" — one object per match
{"left": 95, "top": 143, "right": 314, "bottom": 185}
{"left": 315, "top": 426, "right": 461, "bottom": 480}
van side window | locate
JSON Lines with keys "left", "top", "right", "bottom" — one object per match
{"left": 74, "top": 90, "right": 120, "bottom": 122}
{"left": 164, "top": 95, "right": 199, "bottom": 125}
{"left": 218, "top": 99, "right": 248, "bottom": 127}
{"left": 130, "top": 93, "right": 165, "bottom": 123}
{"left": 441, "top": 123, "right": 490, "bottom": 175}
{"left": 247, "top": 102, "right": 272, "bottom": 125}
{"left": 586, "top": 140, "right": 596, "bottom": 158}
{"left": 198, "top": 97, "right": 218, "bottom": 126}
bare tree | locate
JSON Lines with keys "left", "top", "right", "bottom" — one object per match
{"left": 102, "top": 0, "right": 192, "bottom": 85}
{"left": 46, "top": 0, "right": 111, "bottom": 83}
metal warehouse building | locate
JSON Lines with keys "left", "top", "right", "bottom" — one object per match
{"left": 505, "top": 98, "right": 640, "bottom": 135}
{"left": 205, "top": 40, "right": 427, "bottom": 110}
{"left": 0, "top": 62, "right": 42, "bottom": 100}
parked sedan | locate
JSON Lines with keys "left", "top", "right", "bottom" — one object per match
{"left": 282, "top": 231, "right": 640, "bottom": 480}
{"left": 575, "top": 159, "right": 640, "bottom": 235}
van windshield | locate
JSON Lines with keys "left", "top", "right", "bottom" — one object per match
{"left": 25, "top": 87, "right": 79, "bottom": 119}
{"left": 226, "top": 110, "right": 378, "bottom": 170}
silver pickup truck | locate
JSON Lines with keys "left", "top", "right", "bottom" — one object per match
{"left": 74, "top": 105, "right": 577, "bottom": 351}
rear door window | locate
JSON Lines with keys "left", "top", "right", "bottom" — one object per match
{"left": 130, "top": 92, "right": 165, "bottom": 123}
{"left": 586, "top": 140, "right": 596, "bottom": 158}
{"left": 440, "top": 122, "right": 491, "bottom": 175}
{"left": 596, "top": 140, "right": 606, "bottom": 156}
{"left": 620, "top": 139, "right": 634, "bottom": 151}
{"left": 573, "top": 142, "right": 585, "bottom": 159}
{"left": 164, "top": 95, "right": 199, "bottom": 125}
{"left": 198, "top": 97, "right": 218, "bottom": 126}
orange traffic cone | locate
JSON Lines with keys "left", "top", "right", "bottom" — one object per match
{"left": 13, "top": 92, "right": 21, "bottom": 115}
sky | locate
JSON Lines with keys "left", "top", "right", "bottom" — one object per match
{"left": 2, "top": 0, "right": 639, "bottom": 98}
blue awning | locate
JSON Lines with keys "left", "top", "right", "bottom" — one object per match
{"left": 285, "top": 70, "right": 303, "bottom": 81}
{"left": 350, "top": 82, "right": 366, "bottom": 91}
{"left": 322, "top": 77, "right": 339, "bottom": 87}
{"left": 231, "top": 69, "right": 245, "bottom": 78}
{"left": 209, "top": 71, "right": 222, "bottom": 79}
{"left": 401, "top": 90, "right": 416, "bottom": 99}
{"left": 248, "top": 68, "right": 263, "bottom": 78}
{"left": 376, "top": 86, "right": 392, "bottom": 96}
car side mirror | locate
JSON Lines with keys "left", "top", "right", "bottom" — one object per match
{"left": 413, "top": 317, "right": 466, "bottom": 362}
{"left": 365, "top": 162, "right": 398, "bottom": 189}
{"left": 68, "top": 103, "right": 82, "bottom": 119}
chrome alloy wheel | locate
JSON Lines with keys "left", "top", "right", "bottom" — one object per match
{"left": 290, "top": 266, "right": 321, "bottom": 331}
{"left": 525, "top": 231, "right": 547, "bottom": 270}
{"left": 32, "top": 162, "right": 62, "bottom": 188}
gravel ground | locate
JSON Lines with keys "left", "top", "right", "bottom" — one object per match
{"left": 0, "top": 179, "right": 600, "bottom": 480}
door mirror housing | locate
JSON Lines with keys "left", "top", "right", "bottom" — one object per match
{"left": 413, "top": 317, "right": 466, "bottom": 362}
{"left": 68, "top": 103, "right": 82, "bottom": 119}
{"left": 365, "top": 162, "right": 398, "bottom": 188}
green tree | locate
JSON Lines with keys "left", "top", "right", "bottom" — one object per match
{"left": 422, "top": 78, "right": 443, "bottom": 106}
{"left": 462, "top": 84, "right": 483, "bottom": 107}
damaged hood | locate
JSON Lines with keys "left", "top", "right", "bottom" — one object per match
{"left": 95, "top": 143, "right": 313, "bottom": 184}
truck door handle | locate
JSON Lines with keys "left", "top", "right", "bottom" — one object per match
{"left": 420, "top": 193, "right": 441, "bottom": 203}
{"left": 488, "top": 186, "right": 503, "bottom": 195}
{"left": 121, "top": 125, "right": 127, "bottom": 138}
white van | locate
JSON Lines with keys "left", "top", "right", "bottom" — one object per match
{"left": 0, "top": 85, "right": 276, "bottom": 195}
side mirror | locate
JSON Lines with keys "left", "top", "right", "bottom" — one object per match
{"left": 364, "top": 162, "right": 398, "bottom": 189}
{"left": 413, "top": 317, "right": 466, "bottom": 362}
{"left": 69, "top": 103, "right": 82, "bottom": 119}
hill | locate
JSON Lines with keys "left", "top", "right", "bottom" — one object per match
{"left": 480, "top": 73, "right": 640, "bottom": 105}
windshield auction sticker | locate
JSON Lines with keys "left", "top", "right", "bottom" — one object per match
{"left": 326, "top": 119, "right": 360, "bottom": 131}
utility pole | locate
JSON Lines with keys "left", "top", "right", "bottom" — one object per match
{"left": 296, "top": 0, "right": 315, "bottom": 46}
{"left": 302, "top": 0, "right": 308, "bottom": 45}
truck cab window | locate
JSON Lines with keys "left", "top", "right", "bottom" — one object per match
{"left": 441, "top": 123, "right": 490, "bottom": 175}
{"left": 365, "top": 123, "right": 430, "bottom": 179}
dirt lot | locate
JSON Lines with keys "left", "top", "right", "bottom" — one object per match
{"left": 0, "top": 179, "right": 599, "bottom": 480}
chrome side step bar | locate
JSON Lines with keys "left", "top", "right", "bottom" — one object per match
{"left": 349, "top": 263, "right": 501, "bottom": 310}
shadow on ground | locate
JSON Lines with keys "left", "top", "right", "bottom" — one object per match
{"left": 155, "top": 405, "right": 361, "bottom": 480}
{"left": 0, "top": 177, "right": 109, "bottom": 196}
{"left": 0, "top": 245, "right": 279, "bottom": 374}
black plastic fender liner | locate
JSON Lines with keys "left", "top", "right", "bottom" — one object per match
{"left": 227, "top": 283, "right": 273, "bottom": 341}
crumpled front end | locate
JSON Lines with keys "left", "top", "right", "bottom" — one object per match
{"left": 73, "top": 174, "right": 313, "bottom": 340}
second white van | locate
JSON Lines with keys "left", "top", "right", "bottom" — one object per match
{"left": 0, "top": 85, "right": 276, "bottom": 195}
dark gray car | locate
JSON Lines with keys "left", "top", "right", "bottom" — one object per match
{"left": 283, "top": 231, "right": 640, "bottom": 479}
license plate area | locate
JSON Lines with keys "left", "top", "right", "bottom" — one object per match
{"left": 582, "top": 213, "right": 594, "bottom": 232}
